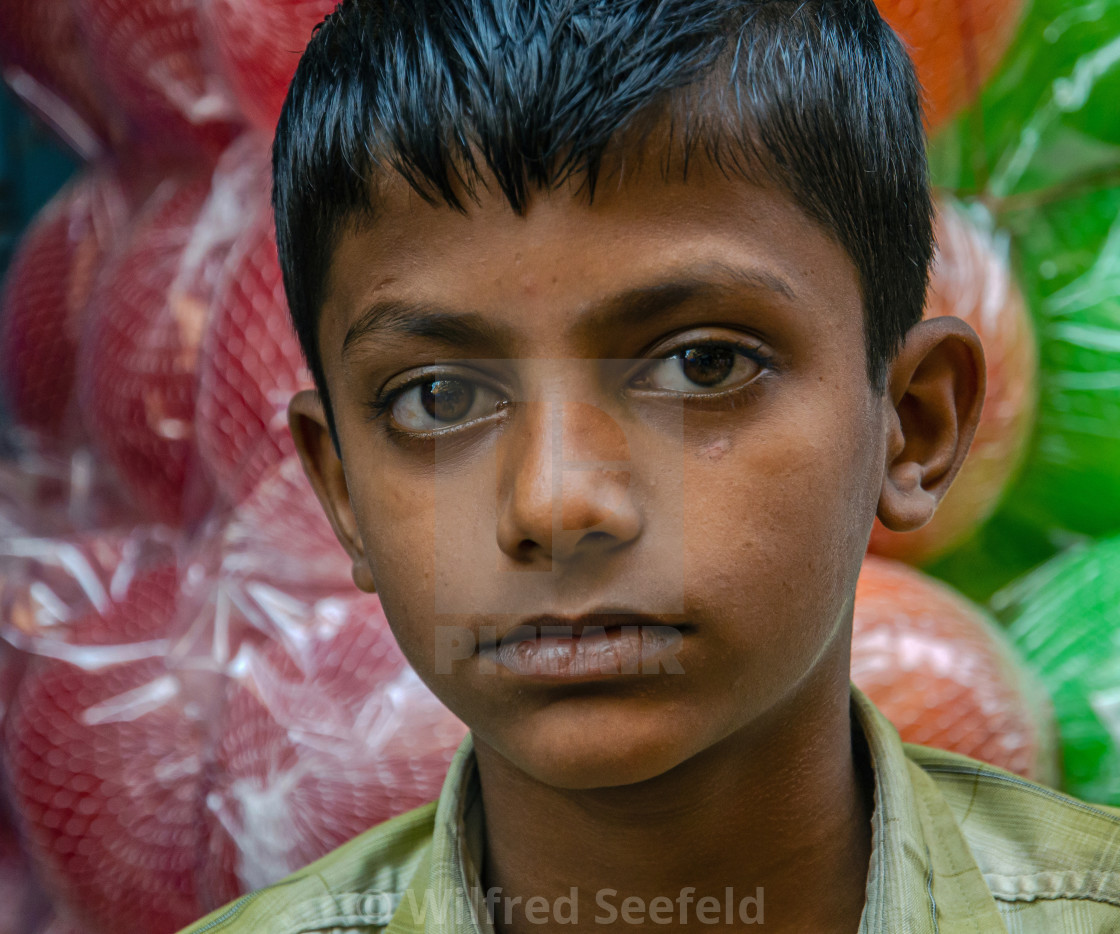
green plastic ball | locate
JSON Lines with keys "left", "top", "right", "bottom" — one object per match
{"left": 932, "top": 0, "right": 1120, "bottom": 197}
{"left": 998, "top": 534, "right": 1120, "bottom": 805}
{"left": 1004, "top": 186, "right": 1120, "bottom": 536}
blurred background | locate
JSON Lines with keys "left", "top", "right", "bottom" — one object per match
{"left": 0, "top": 1, "right": 1119, "bottom": 931}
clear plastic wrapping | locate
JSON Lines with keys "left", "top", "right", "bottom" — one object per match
{"left": 0, "top": 0, "right": 245, "bottom": 162}
{"left": 0, "top": 169, "right": 139, "bottom": 537}
{"left": 215, "top": 454, "right": 352, "bottom": 593}
{"left": 77, "top": 170, "right": 225, "bottom": 528}
{"left": 195, "top": 197, "right": 313, "bottom": 507}
{"left": 76, "top": 136, "right": 271, "bottom": 529}
{"left": 0, "top": 518, "right": 465, "bottom": 934}
{"left": 997, "top": 533, "right": 1120, "bottom": 806}
{"left": 0, "top": 170, "right": 131, "bottom": 452}
{"left": 70, "top": 0, "right": 242, "bottom": 160}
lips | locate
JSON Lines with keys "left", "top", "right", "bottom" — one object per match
{"left": 475, "top": 612, "right": 689, "bottom": 679}
{"left": 476, "top": 612, "right": 688, "bottom": 651}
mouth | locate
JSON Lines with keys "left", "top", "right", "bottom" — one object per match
{"left": 476, "top": 612, "right": 690, "bottom": 680}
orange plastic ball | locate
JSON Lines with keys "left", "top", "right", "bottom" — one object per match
{"left": 852, "top": 555, "right": 1057, "bottom": 783}
{"left": 875, "top": 0, "right": 1024, "bottom": 131}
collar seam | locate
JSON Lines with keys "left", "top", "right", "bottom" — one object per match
{"left": 918, "top": 765, "right": 1120, "bottom": 823}
{"left": 984, "top": 873, "right": 1120, "bottom": 907}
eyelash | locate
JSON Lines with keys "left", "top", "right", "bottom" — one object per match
{"left": 362, "top": 340, "right": 777, "bottom": 430}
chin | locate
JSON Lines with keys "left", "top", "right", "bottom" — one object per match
{"left": 502, "top": 708, "right": 700, "bottom": 790}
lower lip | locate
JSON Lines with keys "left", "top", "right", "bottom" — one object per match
{"left": 479, "top": 626, "right": 684, "bottom": 679}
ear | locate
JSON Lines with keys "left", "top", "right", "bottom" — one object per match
{"left": 288, "top": 390, "right": 377, "bottom": 593}
{"left": 877, "top": 316, "right": 986, "bottom": 533}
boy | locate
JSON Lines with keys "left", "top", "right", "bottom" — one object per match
{"left": 182, "top": 1, "right": 1120, "bottom": 932}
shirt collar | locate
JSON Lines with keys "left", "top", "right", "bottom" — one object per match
{"left": 852, "top": 683, "right": 1008, "bottom": 932}
{"left": 387, "top": 682, "right": 1008, "bottom": 934}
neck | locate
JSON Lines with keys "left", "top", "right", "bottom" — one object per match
{"left": 473, "top": 665, "right": 874, "bottom": 934}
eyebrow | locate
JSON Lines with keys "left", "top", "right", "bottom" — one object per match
{"left": 341, "top": 302, "right": 516, "bottom": 359}
{"left": 340, "top": 263, "right": 798, "bottom": 361}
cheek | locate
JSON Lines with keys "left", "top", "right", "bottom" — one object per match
{"left": 681, "top": 398, "right": 878, "bottom": 656}
{"left": 348, "top": 454, "right": 500, "bottom": 679}
{"left": 350, "top": 462, "right": 438, "bottom": 657}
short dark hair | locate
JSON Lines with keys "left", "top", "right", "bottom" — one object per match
{"left": 273, "top": 0, "right": 933, "bottom": 450}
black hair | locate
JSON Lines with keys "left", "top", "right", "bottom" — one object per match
{"left": 273, "top": 0, "right": 933, "bottom": 450}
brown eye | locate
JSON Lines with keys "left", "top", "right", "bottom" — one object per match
{"left": 421, "top": 379, "right": 474, "bottom": 422}
{"left": 679, "top": 347, "right": 735, "bottom": 387}
{"left": 633, "top": 342, "right": 765, "bottom": 396}
{"left": 388, "top": 376, "right": 504, "bottom": 433}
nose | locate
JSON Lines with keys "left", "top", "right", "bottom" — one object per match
{"left": 495, "top": 400, "right": 643, "bottom": 567}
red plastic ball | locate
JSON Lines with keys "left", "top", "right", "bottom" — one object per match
{"left": 79, "top": 174, "right": 222, "bottom": 527}
{"left": 72, "top": 0, "right": 242, "bottom": 158}
{"left": 875, "top": 0, "right": 1024, "bottom": 131}
{"left": 852, "top": 555, "right": 1056, "bottom": 782}
{"left": 1, "top": 171, "right": 130, "bottom": 448}
{"left": 205, "top": 0, "right": 335, "bottom": 132}
{"left": 0, "top": 527, "right": 463, "bottom": 931}
{"left": 209, "top": 592, "right": 466, "bottom": 890}
{"left": 0, "top": 0, "right": 114, "bottom": 157}
{"left": 218, "top": 454, "right": 352, "bottom": 591}
{"left": 868, "top": 200, "right": 1037, "bottom": 565}
{"left": 196, "top": 213, "right": 312, "bottom": 506}
{"left": 1, "top": 541, "right": 243, "bottom": 934}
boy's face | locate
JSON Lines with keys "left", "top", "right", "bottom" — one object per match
{"left": 291, "top": 158, "right": 969, "bottom": 789}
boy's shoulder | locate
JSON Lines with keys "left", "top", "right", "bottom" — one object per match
{"left": 904, "top": 739, "right": 1120, "bottom": 928}
{"left": 853, "top": 683, "right": 1120, "bottom": 933}
{"left": 177, "top": 799, "right": 439, "bottom": 934}
{"left": 180, "top": 698, "right": 1120, "bottom": 934}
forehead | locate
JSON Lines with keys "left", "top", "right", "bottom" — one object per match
{"left": 318, "top": 158, "right": 864, "bottom": 362}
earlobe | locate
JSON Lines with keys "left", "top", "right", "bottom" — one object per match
{"left": 877, "top": 316, "right": 986, "bottom": 533}
{"left": 287, "top": 390, "right": 377, "bottom": 593}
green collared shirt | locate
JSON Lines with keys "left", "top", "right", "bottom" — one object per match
{"left": 180, "top": 683, "right": 1120, "bottom": 934}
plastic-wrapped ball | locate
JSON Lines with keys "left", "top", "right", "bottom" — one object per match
{"left": 868, "top": 201, "right": 1038, "bottom": 565}
{"left": 79, "top": 173, "right": 236, "bottom": 527}
{"left": 72, "top": 0, "right": 241, "bottom": 158}
{"left": 875, "top": 0, "right": 1024, "bottom": 131}
{"left": 196, "top": 214, "right": 312, "bottom": 506}
{"left": 999, "top": 534, "right": 1120, "bottom": 806}
{"left": 205, "top": 0, "right": 335, "bottom": 132}
{"left": 0, "top": 0, "right": 114, "bottom": 158}
{"left": 0, "top": 171, "right": 130, "bottom": 448}
{"left": 0, "top": 522, "right": 463, "bottom": 930}
{"left": 1008, "top": 194, "right": 1120, "bottom": 537}
{"left": 209, "top": 590, "right": 466, "bottom": 891}
{"left": 8, "top": 654, "right": 239, "bottom": 934}
{"left": 852, "top": 554, "right": 1057, "bottom": 783}
{"left": 218, "top": 454, "right": 352, "bottom": 592}
{"left": 935, "top": 0, "right": 1120, "bottom": 198}
{"left": 0, "top": 533, "right": 243, "bottom": 934}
